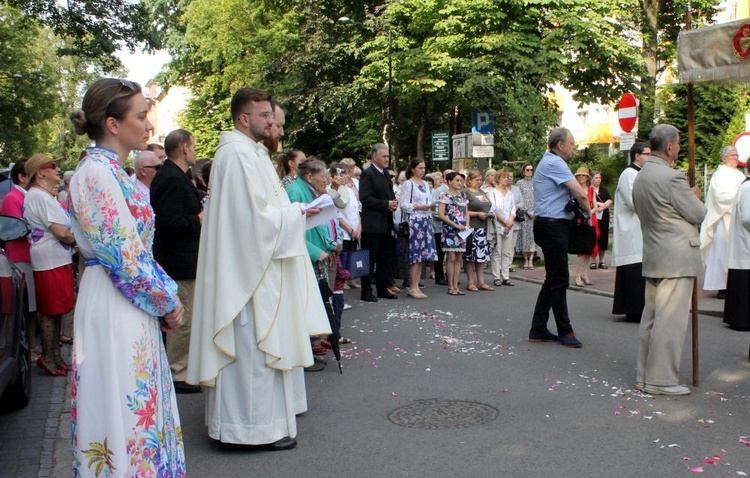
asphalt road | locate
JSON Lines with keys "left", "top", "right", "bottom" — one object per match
{"left": 174, "top": 281, "right": 750, "bottom": 478}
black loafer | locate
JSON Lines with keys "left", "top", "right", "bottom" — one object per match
{"left": 174, "top": 381, "right": 202, "bottom": 394}
{"left": 377, "top": 292, "right": 397, "bottom": 299}
{"left": 361, "top": 293, "right": 378, "bottom": 302}
{"left": 221, "top": 437, "right": 297, "bottom": 451}
{"left": 435, "top": 279, "right": 448, "bottom": 286}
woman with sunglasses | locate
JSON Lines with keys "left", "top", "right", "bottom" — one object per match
{"left": 68, "top": 78, "right": 186, "bottom": 476}
{"left": 22, "top": 154, "right": 75, "bottom": 377}
{"left": 516, "top": 162, "right": 536, "bottom": 269}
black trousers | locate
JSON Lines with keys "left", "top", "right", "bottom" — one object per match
{"left": 360, "top": 232, "right": 393, "bottom": 296}
{"left": 530, "top": 218, "right": 574, "bottom": 336}
{"left": 433, "top": 232, "right": 445, "bottom": 282}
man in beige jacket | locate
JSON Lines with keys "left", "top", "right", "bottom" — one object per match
{"left": 632, "top": 124, "right": 707, "bottom": 396}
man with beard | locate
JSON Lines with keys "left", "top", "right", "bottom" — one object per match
{"left": 187, "top": 88, "right": 330, "bottom": 449}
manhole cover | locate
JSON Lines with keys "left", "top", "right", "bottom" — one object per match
{"left": 387, "top": 399, "right": 499, "bottom": 429}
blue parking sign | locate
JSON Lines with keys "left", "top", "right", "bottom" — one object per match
{"left": 471, "top": 110, "right": 494, "bottom": 134}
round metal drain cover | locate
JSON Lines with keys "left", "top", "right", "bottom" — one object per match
{"left": 387, "top": 399, "right": 499, "bottom": 429}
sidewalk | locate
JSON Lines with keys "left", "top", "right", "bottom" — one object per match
{"left": 508, "top": 254, "right": 726, "bottom": 318}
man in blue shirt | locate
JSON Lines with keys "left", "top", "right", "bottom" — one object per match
{"left": 529, "top": 128, "right": 592, "bottom": 348}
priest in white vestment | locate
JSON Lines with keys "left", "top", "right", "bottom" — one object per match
{"left": 187, "top": 88, "right": 330, "bottom": 450}
{"left": 700, "top": 146, "right": 745, "bottom": 296}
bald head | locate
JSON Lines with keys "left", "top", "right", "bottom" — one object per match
{"left": 134, "top": 150, "right": 162, "bottom": 186}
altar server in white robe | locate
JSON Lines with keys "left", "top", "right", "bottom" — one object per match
{"left": 700, "top": 146, "right": 745, "bottom": 297}
{"left": 187, "top": 88, "right": 330, "bottom": 450}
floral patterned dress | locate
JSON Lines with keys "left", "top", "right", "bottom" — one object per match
{"left": 516, "top": 178, "right": 535, "bottom": 253}
{"left": 399, "top": 180, "right": 438, "bottom": 264}
{"left": 439, "top": 191, "right": 469, "bottom": 252}
{"left": 69, "top": 146, "right": 186, "bottom": 478}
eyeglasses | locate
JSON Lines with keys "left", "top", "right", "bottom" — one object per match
{"left": 525, "top": 168, "right": 533, "bottom": 172}
{"left": 241, "top": 111, "right": 275, "bottom": 119}
{"left": 142, "top": 164, "right": 161, "bottom": 171}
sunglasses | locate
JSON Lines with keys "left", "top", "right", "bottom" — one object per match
{"left": 41, "top": 163, "right": 59, "bottom": 170}
{"left": 142, "top": 164, "right": 161, "bottom": 171}
{"left": 105, "top": 79, "right": 139, "bottom": 117}
{"left": 525, "top": 168, "right": 533, "bottom": 172}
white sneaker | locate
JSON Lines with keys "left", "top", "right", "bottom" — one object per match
{"left": 343, "top": 303, "right": 352, "bottom": 310}
{"left": 642, "top": 384, "right": 690, "bottom": 396}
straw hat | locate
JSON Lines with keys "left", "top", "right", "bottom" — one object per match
{"left": 24, "top": 153, "right": 57, "bottom": 181}
{"left": 574, "top": 167, "right": 590, "bottom": 177}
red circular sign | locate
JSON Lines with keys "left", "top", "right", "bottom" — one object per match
{"left": 618, "top": 93, "right": 638, "bottom": 133}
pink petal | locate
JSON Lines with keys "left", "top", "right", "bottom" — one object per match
{"left": 391, "top": 392, "right": 398, "bottom": 397}
{"left": 689, "top": 467, "right": 704, "bottom": 473}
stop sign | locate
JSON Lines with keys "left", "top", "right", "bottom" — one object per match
{"left": 618, "top": 93, "right": 638, "bottom": 133}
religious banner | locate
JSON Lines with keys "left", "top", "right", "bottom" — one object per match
{"left": 678, "top": 18, "right": 750, "bottom": 83}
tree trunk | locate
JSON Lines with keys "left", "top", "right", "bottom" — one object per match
{"left": 638, "top": 0, "right": 660, "bottom": 140}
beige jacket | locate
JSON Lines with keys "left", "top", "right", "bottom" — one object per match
{"left": 632, "top": 156, "right": 707, "bottom": 279}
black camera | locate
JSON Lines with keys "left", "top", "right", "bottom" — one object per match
{"left": 565, "top": 198, "right": 590, "bottom": 222}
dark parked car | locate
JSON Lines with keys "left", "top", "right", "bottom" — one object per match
{"left": 0, "top": 215, "right": 32, "bottom": 410}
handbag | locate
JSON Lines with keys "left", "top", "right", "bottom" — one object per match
{"left": 340, "top": 246, "right": 370, "bottom": 279}
{"left": 568, "top": 222, "right": 597, "bottom": 255}
{"left": 515, "top": 209, "right": 526, "bottom": 223}
{"left": 397, "top": 181, "right": 414, "bottom": 238}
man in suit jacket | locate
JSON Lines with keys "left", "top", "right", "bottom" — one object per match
{"left": 359, "top": 143, "right": 399, "bottom": 301}
{"left": 151, "top": 129, "right": 203, "bottom": 394}
{"left": 632, "top": 124, "right": 707, "bottom": 396}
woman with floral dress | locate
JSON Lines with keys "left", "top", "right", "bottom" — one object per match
{"left": 463, "top": 169, "right": 494, "bottom": 291}
{"left": 399, "top": 158, "right": 438, "bottom": 299}
{"left": 516, "top": 162, "right": 536, "bottom": 269}
{"left": 68, "top": 78, "right": 186, "bottom": 477}
{"left": 438, "top": 172, "right": 468, "bottom": 295}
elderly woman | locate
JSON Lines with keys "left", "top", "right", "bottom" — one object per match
{"left": 22, "top": 154, "right": 75, "bottom": 377}
{"left": 463, "top": 169, "right": 494, "bottom": 291}
{"left": 573, "top": 167, "right": 599, "bottom": 287}
{"left": 487, "top": 169, "right": 516, "bottom": 287}
{"left": 68, "top": 78, "right": 185, "bottom": 475}
{"left": 516, "top": 162, "right": 536, "bottom": 269}
{"left": 481, "top": 169, "right": 496, "bottom": 193}
{"left": 399, "top": 158, "right": 438, "bottom": 298}
{"left": 277, "top": 149, "right": 305, "bottom": 189}
{"left": 286, "top": 158, "right": 349, "bottom": 346}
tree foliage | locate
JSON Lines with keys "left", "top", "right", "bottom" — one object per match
{"left": 4, "top": 0, "right": 160, "bottom": 70}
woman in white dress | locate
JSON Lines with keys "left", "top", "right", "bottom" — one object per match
{"left": 68, "top": 78, "right": 186, "bottom": 477}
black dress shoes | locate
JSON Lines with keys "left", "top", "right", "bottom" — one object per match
{"left": 221, "top": 437, "right": 297, "bottom": 451}
{"left": 377, "top": 291, "right": 398, "bottom": 299}
{"left": 435, "top": 278, "right": 448, "bottom": 286}
{"left": 173, "top": 381, "right": 202, "bottom": 394}
{"left": 361, "top": 293, "right": 378, "bottom": 302}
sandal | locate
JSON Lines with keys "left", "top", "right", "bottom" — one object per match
{"left": 582, "top": 277, "right": 594, "bottom": 286}
{"left": 589, "top": 263, "right": 597, "bottom": 270}
{"left": 574, "top": 277, "right": 584, "bottom": 287}
{"left": 338, "top": 337, "right": 353, "bottom": 344}
{"left": 493, "top": 279, "right": 503, "bottom": 286}
{"left": 455, "top": 289, "right": 466, "bottom": 295}
{"left": 37, "top": 357, "right": 67, "bottom": 376}
{"left": 501, "top": 280, "right": 515, "bottom": 287}
{"left": 466, "top": 284, "right": 479, "bottom": 292}
{"left": 447, "top": 289, "right": 460, "bottom": 296}
{"left": 598, "top": 262, "right": 608, "bottom": 269}
{"left": 477, "top": 283, "right": 495, "bottom": 291}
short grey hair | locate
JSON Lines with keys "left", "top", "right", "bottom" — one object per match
{"left": 297, "top": 158, "right": 327, "bottom": 178}
{"left": 369, "top": 143, "right": 388, "bottom": 159}
{"left": 339, "top": 157, "right": 357, "bottom": 171}
{"left": 649, "top": 124, "right": 679, "bottom": 154}
{"left": 133, "top": 150, "right": 158, "bottom": 170}
{"left": 548, "top": 127, "right": 571, "bottom": 150}
{"left": 721, "top": 145, "right": 738, "bottom": 159}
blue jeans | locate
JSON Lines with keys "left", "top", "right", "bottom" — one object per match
{"left": 530, "top": 218, "right": 574, "bottom": 336}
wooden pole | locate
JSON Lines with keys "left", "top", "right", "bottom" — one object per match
{"left": 685, "top": 2, "right": 700, "bottom": 387}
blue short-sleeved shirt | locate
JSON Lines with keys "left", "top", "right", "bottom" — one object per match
{"left": 533, "top": 151, "right": 575, "bottom": 219}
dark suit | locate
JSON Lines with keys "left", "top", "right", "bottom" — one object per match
{"left": 151, "top": 160, "right": 202, "bottom": 280}
{"left": 359, "top": 165, "right": 395, "bottom": 296}
{"left": 150, "top": 159, "right": 202, "bottom": 382}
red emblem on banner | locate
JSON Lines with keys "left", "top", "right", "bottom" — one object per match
{"left": 733, "top": 23, "right": 750, "bottom": 60}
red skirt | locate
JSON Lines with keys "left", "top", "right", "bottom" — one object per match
{"left": 33, "top": 264, "right": 74, "bottom": 316}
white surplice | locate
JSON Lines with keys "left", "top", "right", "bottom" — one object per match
{"left": 187, "top": 129, "right": 330, "bottom": 444}
{"left": 700, "top": 164, "right": 745, "bottom": 290}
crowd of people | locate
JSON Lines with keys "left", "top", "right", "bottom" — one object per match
{"left": 6, "top": 76, "right": 750, "bottom": 475}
